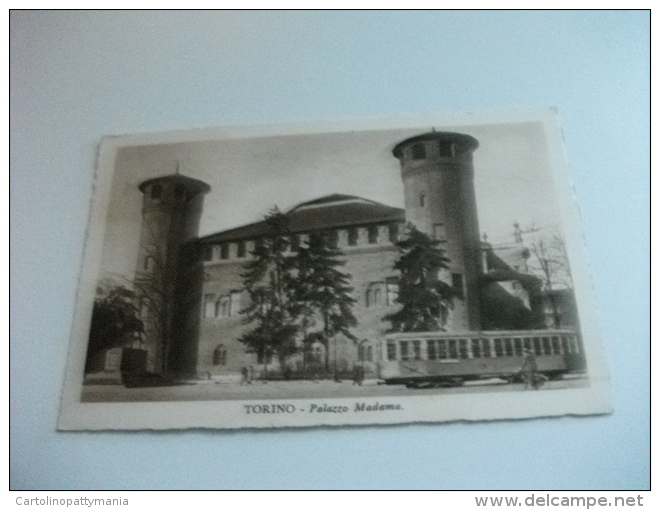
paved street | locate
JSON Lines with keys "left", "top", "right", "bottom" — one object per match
{"left": 81, "top": 376, "right": 589, "bottom": 403}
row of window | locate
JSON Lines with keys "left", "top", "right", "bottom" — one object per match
{"left": 202, "top": 224, "right": 401, "bottom": 262}
{"left": 386, "top": 335, "right": 580, "bottom": 362}
{"left": 409, "top": 140, "right": 457, "bottom": 161}
{"left": 202, "top": 274, "right": 462, "bottom": 320}
{"left": 149, "top": 183, "right": 188, "bottom": 200}
{"left": 204, "top": 292, "right": 242, "bottom": 318}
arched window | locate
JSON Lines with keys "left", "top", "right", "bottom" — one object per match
{"left": 144, "top": 255, "right": 155, "bottom": 271}
{"left": 366, "top": 282, "right": 390, "bottom": 307}
{"left": 215, "top": 296, "right": 230, "bottom": 318}
{"left": 420, "top": 193, "right": 426, "bottom": 207}
{"left": 213, "top": 345, "right": 227, "bottom": 366}
{"left": 358, "top": 343, "right": 374, "bottom": 362}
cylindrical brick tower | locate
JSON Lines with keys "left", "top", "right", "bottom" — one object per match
{"left": 135, "top": 174, "right": 210, "bottom": 373}
{"left": 392, "top": 132, "right": 482, "bottom": 331}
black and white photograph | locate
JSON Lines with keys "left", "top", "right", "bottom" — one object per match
{"left": 58, "top": 110, "right": 611, "bottom": 430}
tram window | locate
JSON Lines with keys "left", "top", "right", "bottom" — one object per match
{"left": 514, "top": 338, "right": 524, "bottom": 357}
{"left": 459, "top": 340, "right": 469, "bottom": 359}
{"left": 482, "top": 339, "right": 492, "bottom": 358}
{"left": 413, "top": 341, "right": 422, "bottom": 360}
{"left": 400, "top": 341, "right": 410, "bottom": 361}
{"left": 533, "top": 338, "right": 543, "bottom": 356}
{"left": 427, "top": 340, "right": 437, "bottom": 360}
{"left": 387, "top": 342, "right": 396, "bottom": 361}
{"left": 561, "top": 337, "right": 569, "bottom": 354}
{"left": 494, "top": 339, "right": 504, "bottom": 357}
{"left": 552, "top": 336, "right": 561, "bottom": 355}
{"left": 471, "top": 339, "right": 482, "bottom": 358}
{"left": 523, "top": 338, "right": 532, "bottom": 352}
{"left": 448, "top": 340, "right": 458, "bottom": 359}
{"left": 438, "top": 340, "right": 447, "bottom": 359}
{"left": 543, "top": 337, "right": 552, "bottom": 355}
{"left": 504, "top": 338, "right": 514, "bottom": 357}
{"left": 569, "top": 337, "right": 579, "bottom": 354}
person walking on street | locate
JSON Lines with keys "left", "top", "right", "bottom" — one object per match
{"left": 521, "top": 348, "right": 539, "bottom": 390}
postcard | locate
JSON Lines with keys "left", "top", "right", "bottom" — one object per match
{"left": 58, "top": 109, "right": 611, "bottom": 430}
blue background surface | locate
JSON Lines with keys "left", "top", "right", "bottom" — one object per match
{"left": 10, "top": 11, "right": 649, "bottom": 489}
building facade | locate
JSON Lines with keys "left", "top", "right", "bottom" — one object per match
{"left": 127, "top": 131, "right": 555, "bottom": 380}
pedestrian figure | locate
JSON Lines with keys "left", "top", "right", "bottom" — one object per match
{"left": 240, "top": 366, "right": 249, "bottom": 386}
{"left": 521, "top": 348, "right": 539, "bottom": 390}
{"left": 353, "top": 364, "right": 365, "bottom": 386}
{"left": 248, "top": 365, "right": 254, "bottom": 384}
{"left": 353, "top": 364, "right": 360, "bottom": 386}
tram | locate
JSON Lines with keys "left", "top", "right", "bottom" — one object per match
{"left": 378, "top": 330, "right": 585, "bottom": 387}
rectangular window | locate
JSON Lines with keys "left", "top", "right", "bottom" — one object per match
{"left": 448, "top": 340, "right": 458, "bottom": 359}
{"left": 237, "top": 241, "right": 246, "bottom": 258}
{"left": 220, "top": 244, "right": 229, "bottom": 259}
{"left": 389, "top": 223, "right": 399, "bottom": 243}
{"left": 504, "top": 338, "right": 514, "bottom": 357}
{"left": 481, "top": 339, "right": 492, "bottom": 358}
{"left": 439, "top": 141, "right": 453, "bottom": 157}
{"left": 438, "top": 340, "right": 447, "bottom": 359}
{"left": 413, "top": 340, "right": 422, "bottom": 360}
{"left": 542, "top": 337, "right": 552, "bottom": 355}
{"left": 368, "top": 225, "right": 378, "bottom": 244}
{"left": 348, "top": 227, "right": 358, "bottom": 246}
{"left": 570, "top": 337, "right": 580, "bottom": 354}
{"left": 452, "top": 273, "right": 464, "bottom": 298}
{"left": 533, "top": 337, "right": 543, "bottom": 356}
{"left": 494, "top": 338, "right": 504, "bottom": 357}
{"left": 514, "top": 338, "right": 524, "bottom": 357}
{"left": 411, "top": 143, "right": 426, "bottom": 160}
{"left": 399, "top": 341, "right": 409, "bottom": 361}
{"left": 552, "top": 336, "right": 561, "bottom": 355}
{"left": 202, "top": 245, "right": 213, "bottom": 261}
{"left": 427, "top": 340, "right": 437, "bottom": 360}
{"left": 459, "top": 339, "right": 469, "bottom": 359}
{"left": 471, "top": 339, "right": 482, "bottom": 358}
{"left": 387, "top": 342, "right": 396, "bottom": 361}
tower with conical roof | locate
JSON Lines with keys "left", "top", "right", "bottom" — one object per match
{"left": 134, "top": 173, "right": 211, "bottom": 373}
{"left": 392, "top": 131, "right": 482, "bottom": 331}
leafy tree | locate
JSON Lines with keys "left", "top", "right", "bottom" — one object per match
{"left": 384, "top": 224, "right": 457, "bottom": 332}
{"left": 292, "top": 232, "right": 357, "bottom": 375}
{"left": 239, "top": 208, "right": 299, "bottom": 372}
{"left": 85, "top": 285, "right": 143, "bottom": 373}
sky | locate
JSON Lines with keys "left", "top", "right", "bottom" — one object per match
{"left": 99, "top": 116, "right": 563, "bottom": 281}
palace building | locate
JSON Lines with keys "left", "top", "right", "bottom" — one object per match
{"left": 126, "top": 131, "right": 555, "bottom": 380}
